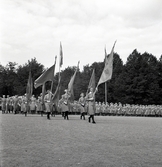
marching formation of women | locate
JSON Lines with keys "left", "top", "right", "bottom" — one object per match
{"left": 0, "top": 87, "right": 96, "bottom": 123}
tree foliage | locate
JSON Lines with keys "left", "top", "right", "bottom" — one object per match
{"left": 1, "top": 50, "right": 162, "bottom": 105}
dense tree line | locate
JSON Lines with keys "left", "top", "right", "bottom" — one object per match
{"left": 0, "top": 49, "right": 162, "bottom": 105}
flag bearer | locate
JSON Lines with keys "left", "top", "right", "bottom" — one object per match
{"left": 44, "top": 90, "right": 53, "bottom": 120}
{"left": 60, "top": 89, "right": 70, "bottom": 120}
{"left": 79, "top": 93, "right": 86, "bottom": 120}
{"left": 86, "top": 87, "right": 96, "bottom": 124}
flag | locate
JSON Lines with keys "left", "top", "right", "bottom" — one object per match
{"left": 34, "top": 63, "right": 56, "bottom": 89}
{"left": 26, "top": 71, "right": 33, "bottom": 100}
{"left": 52, "top": 77, "right": 61, "bottom": 111}
{"left": 68, "top": 61, "right": 79, "bottom": 101}
{"left": 87, "top": 69, "right": 96, "bottom": 102}
{"left": 41, "top": 83, "right": 46, "bottom": 103}
{"left": 87, "top": 68, "right": 95, "bottom": 94}
{"left": 97, "top": 41, "right": 116, "bottom": 87}
{"left": 60, "top": 42, "right": 63, "bottom": 67}
{"left": 50, "top": 56, "right": 57, "bottom": 92}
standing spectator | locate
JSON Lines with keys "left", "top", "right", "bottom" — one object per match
{"left": 68, "top": 102, "right": 73, "bottom": 115}
{"left": 72, "top": 101, "right": 77, "bottom": 115}
{"left": 101, "top": 102, "right": 106, "bottom": 116}
{"left": 51, "top": 102, "right": 56, "bottom": 117}
{"left": 20, "top": 96, "right": 24, "bottom": 114}
{"left": 36, "top": 96, "right": 43, "bottom": 116}
{"left": 95, "top": 102, "right": 100, "bottom": 116}
{"left": 117, "top": 102, "right": 122, "bottom": 116}
{"left": 1, "top": 95, "right": 6, "bottom": 114}
{"left": 58, "top": 99, "right": 63, "bottom": 116}
{"left": 105, "top": 102, "right": 109, "bottom": 116}
{"left": 13, "top": 95, "right": 19, "bottom": 114}
{"left": 21, "top": 94, "right": 29, "bottom": 116}
{"left": 30, "top": 95, "right": 36, "bottom": 114}
{"left": 5, "top": 95, "right": 10, "bottom": 114}
{"left": 9, "top": 97, "right": 14, "bottom": 113}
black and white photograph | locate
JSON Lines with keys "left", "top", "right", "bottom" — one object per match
{"left": 0, "top": 0, "right": 162, "bottom": 166}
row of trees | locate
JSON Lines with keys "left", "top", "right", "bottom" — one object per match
{"left": 0, "top": 49, "right": 162, "bottom": 105}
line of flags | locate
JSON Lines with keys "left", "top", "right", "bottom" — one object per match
{"left": 26, "top": 41, "right": 116, "bottom": 104}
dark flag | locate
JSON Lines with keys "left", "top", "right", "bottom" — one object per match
{"left": 60, "top": 42, "right": 63, "bottom": 68}
{"left": 52, "top": 77, "right": 61, "bottom": 111}
{"left": 87, "top": 68, "right": 95, "bottom": 93}
{"left": 26, "top": 71, "right": 33, "bottom": 100}
{"left": 34, "top": 63, "right": 56, "bottom": 89}
{"left": 68, "top": 61, "right": 79, "bottom": 101}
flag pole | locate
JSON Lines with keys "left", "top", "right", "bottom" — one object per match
{"left": 50, "top": 56, "right": 57, "bottom": 92}
{"left": 42, "top": 82, "right": 46, "bottom": 102}
{"left": 104, "top": 45, "right": 107, "bottom": 103}
{"left": 59, "top": 53, "right": 61, "bottom": 81}
{"left": 59, "top": 58, "right": 61, "bottom": 80}
{"left": 59, "top": 42, "right": 63, "bottom": 80}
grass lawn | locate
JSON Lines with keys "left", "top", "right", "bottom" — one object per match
{"left": 1, "top": 113, "right": 162, "bottom": 167}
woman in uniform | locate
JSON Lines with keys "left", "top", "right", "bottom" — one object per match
{"left": 78, "top": 93, "right": 86, "bottom": 120}
{"left": 86, "top": 87, "right": 96, "bottom": 124}
{"left": 44, "top": 90, "right": 53, "bottom": 120}
{"left": 60, "top": 89, "right": 70, "bottom": 120}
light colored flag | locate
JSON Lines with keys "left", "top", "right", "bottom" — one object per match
{"left": 60, "top": 42, "right": 63, "bottom": 67}
{"left": 68, "top": 61, "right": 79, "bottom": 101}
{"left": 26, "top": 70, "right": 33, "bottom": 100}
{"left": 34, "top": 63, "right": 56, "bottom": 89}
{"left": 97, "top": 41, "right": 116, "bottom": 87}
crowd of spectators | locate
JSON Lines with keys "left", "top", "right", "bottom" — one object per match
{"left": 0, "top": 95, "right": 162, "bottom": 117}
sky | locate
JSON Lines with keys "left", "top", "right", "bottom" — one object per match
{"left": 0, "top": 0, "right": 162, "bottom": 72}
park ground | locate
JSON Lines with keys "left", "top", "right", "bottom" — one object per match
{"left": 0, "top": 113, "right": 162, "bottom": 167}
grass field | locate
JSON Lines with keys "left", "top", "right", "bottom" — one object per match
{"left": 0, "top": 113, "right": 162, "bottom": 167}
